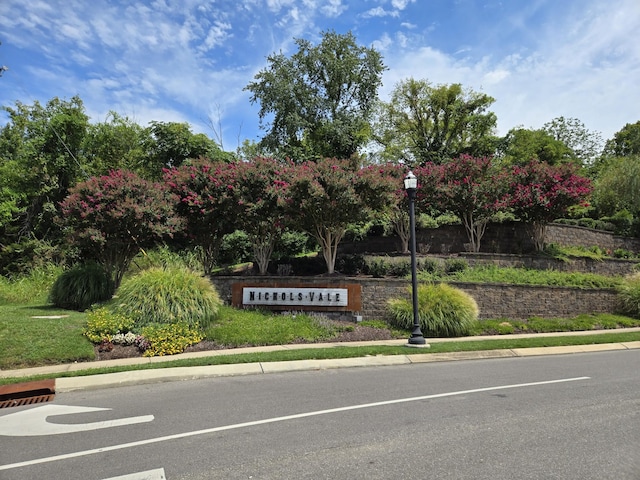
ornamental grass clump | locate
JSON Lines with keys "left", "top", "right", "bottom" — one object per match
{"left": 387, "top": 283, "right": 479, "bottom": 337}
{"left": 112, "top": 266, "right": 221, "bottom": 329}
{"left": 48, "top": 262, "right": 114, "bottom": 311}
{"left": 617, "top": 273, "right": 640, "bottom": 318}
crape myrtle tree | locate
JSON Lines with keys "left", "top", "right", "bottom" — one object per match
{"left": 432, "top": 155, "right": 507, "bottom": 253}
{"left": 163, "top": 158, "right": 240, "bottom": 274}
{"left": 503, "top": 160, "right": 593, "bottom": 251}
{"left": 234, "top": 157, "right": 291, "bottom": 274}
{"left": 378, "top": 163, "right": 439, "bottom": 253}
{"left": 374, "top": 79, "right": 498, "bottom": 166}
{"left": 286, "top": 158, "right": 395, "bottom": 274}
{"left": 245, "top": 30, "right": 386, "bottom": 161}
{"left": 58, "top": 170, "right": 183, "bottom": 290}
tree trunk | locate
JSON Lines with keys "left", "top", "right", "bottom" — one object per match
{"left": 252, "top": 234, "right": 276, "bottom": 275}
{"left": 315, "top": 226, "right": 345, "bottom": 274}
{"left": 528, "top": 221, "right": 547, "bottom": 251}
{"left": 391, "top": 208, "right": 410, "bottom": 254}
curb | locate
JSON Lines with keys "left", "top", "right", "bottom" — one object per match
{"left": 54, "top": 340, "right": 640, "bottom": 392}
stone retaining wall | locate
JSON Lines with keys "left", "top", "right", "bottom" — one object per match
{"left": 457, "top": 253, "right": 639, "bottom": 276}
{"left": 340, "top": 222, "right": 640, "bottom": 256}
{"left": 209, "top": 276, "right": 620, "bottom": 321}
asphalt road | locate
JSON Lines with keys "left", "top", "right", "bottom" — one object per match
{"left": 1, "top": 350, "right": 639, "bottom": 479}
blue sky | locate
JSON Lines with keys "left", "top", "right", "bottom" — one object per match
{"left": 1, "top": 0, "right": 639, "bottom": 152}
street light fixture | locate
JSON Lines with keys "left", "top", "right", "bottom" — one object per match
{"left": 404, "top": 171, "right": 428, "bottom": 347}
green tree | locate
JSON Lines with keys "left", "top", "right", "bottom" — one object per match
{"left": 0, "top": 96, "right": 89, "bottom": 242}
{"left": 497, "top": 127, "right": 574, "bottom": 166}
{"left": 145, "top": 121, "right": 233, "bottom": 178}
{"left": 603, "top": 121, "right": 640, "bottom": 158}
{"left": 245, "top": 30, "right": 386, "bottom": 162}
{"left": 542, "top": 116, "right": 603, "bottom": 167}
{"left": 83, "top": 112, "right": 150, "bottom": 177}
{"left": 592, "top": 155, "right": 640, "bottom": 217}
{"left": 58, "top": 170, "right": 183, "bottom": 289}
{"left": 374, "top": 79, "right": 497, "bottom": 166}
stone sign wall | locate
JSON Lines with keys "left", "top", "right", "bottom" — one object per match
{"left": 209, "top": 276, "right": 620, "bottom": 321}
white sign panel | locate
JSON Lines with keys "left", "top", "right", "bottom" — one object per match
{"left": 242, "top": 287, "right": 348, "bottom": 307}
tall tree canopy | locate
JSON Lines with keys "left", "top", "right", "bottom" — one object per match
{"left": 245, "top": 30, "right": 386, "bottom": 162}
{"left": 497, "top": 127, "right": 574, "bottom": 166}
{"left": 603, "top": 121, "right": 640, "bottom": 158}
{"left": 0, "top": 96, "right": 89, "bottom": 241}
{"left": 542, "top": 116, "right": 603, "bottom": 167}
{"left": 83, "top": 112, "right": 149, "bottom": 177}
{"left": 374, "top": 79, "right": 497, "bottom": 166}
{"left": 145, "top": 121, "right": 232, "bottom": 178}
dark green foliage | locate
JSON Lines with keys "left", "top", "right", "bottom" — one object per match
{"left": 245, "top": 30, "right": 385, "bottom": 160}
{"left": 419, "top": 257, "right": 444, "bottom": 275}
{"left": 219, "top": 230, "right": 253, "bottom": 265}
{"left": 272, "top": 230, "right": 315, "bottom": 260}
{"left": 111, "top": 266, "right": 221, "bottom": 329}
{"left": 388, "top": 260, "right": 411, "bottom": 277}
{"left": 367, "top": 258, "right": 390, "bottom": 278}
{"left": 0, "top": 239, "right": 69, "bottom": 277}
{"left": 387, "top": 283, "right": 479, "bottom": 337}
{"left": 49, "top": 262, "right": 114, "bottom": 311}
{"left": 444, "top": 258, "right": 469, "bottom": 273}
{"left": 336, "top": 254, "right": 367, "bottom": 275}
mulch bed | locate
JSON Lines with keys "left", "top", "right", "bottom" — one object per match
{"left": 94, "top": 324, "right": 397, "bottom": 361}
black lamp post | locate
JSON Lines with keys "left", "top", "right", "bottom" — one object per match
{"left": 404, "top": 171, "right": 427, "bottom": 347}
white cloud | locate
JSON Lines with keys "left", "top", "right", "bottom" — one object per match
{"left": 391, "top": 0, "right": 415, "bottom": 10}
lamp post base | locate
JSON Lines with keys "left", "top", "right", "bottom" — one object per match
{"left": 406, "top": 335, "right": 430, "bottom": 348}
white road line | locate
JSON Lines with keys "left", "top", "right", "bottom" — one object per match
{"left": 101, "top": 467, "right": 166, "bottom": 480}
{"left": 0, "top": 404, "right": 154, "bottom": 436}
{"left": 0, "top": 376, "right": 590, "bottom": 472}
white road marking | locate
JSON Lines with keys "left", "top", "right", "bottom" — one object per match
{"left": 0, "top": 376, "right": 590, "bottom": 471}
{"left": 102, "top": 468, "right": 166, "bottom": 480}
{"left": 0, "top": 404, "right": 154, "bottom": 436}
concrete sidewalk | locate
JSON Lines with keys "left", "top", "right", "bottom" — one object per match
{"left": 2, "top": 328, "right": 640, "bottom": 393}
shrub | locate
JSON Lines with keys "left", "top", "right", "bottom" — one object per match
{"left": 617, "top": 273, "right": 640, "bottom": 318}
{"left": 387, "top": 283, "right": 479, "bottom": 337}
{"left": 84, "top": 307, "right": 135, "bottom": 343}
{"left": 219, "top": 230, "right": 253, "bottom": 265}
{"left": 418, "top": 257, "right": 444, "bottom": 275}
{"left": 388, "top": 261, "right": 411, "bottom": 277}
{"left": 444, "top": 258, "right": 469, "bottom": 274}
{"left": 0, "top": 239, "right": 69, "bottom": 278}
{"left": 366, "top": 258, "right": 390, "bottom": 278}
{"left": 141, "top": 321, "right": 204, "bottom": 356}
{"left": 48, "top": 262, "right": 114, "bottom": 311}
{"left": 272, "top": 230, "right": 315, "bottom": 260}
{"left": 112, "top": 266, "right": 221, "bottom": 329}
{"left": 336, "top": 254, "right": 367, "bottom": 275}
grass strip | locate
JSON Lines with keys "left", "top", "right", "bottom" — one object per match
{"left": 2, "top": 330, "right": 639, "bottom": 386}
